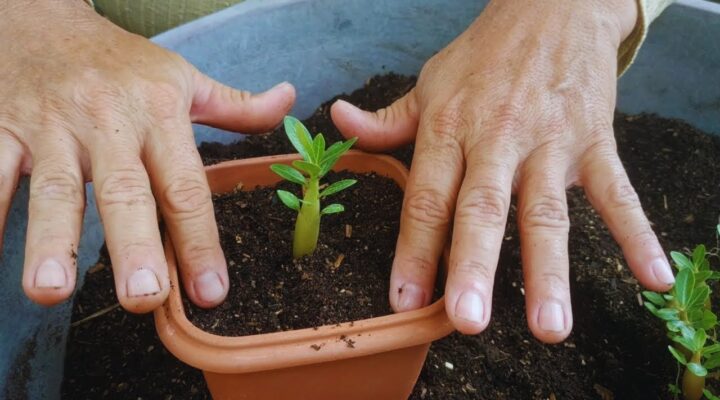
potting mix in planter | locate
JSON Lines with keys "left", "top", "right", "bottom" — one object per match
{"left": 59, "top": 74, "right": 720, "bottom": 400}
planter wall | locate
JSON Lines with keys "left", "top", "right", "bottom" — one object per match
{"left": 1, "top": 0, "right": 718, "bottom": 398}
{"left": 154, "top": 151, "right": 453, "bottom": 399}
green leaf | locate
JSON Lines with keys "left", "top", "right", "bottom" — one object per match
{"left": 688, "top": 285, "right": 711, "bottom": 310}
{"left": 703, "top": 389, "right": 720, "bottom": 400}
{"left": 703, "top": 343, "right": 720, "bottom": 355}
{"left": 704, "top": 354, "right": 720, "bottom": 370}
{"left": 276, "top": 190, "right": 300, "bottom": 211}
{"left": 699, "top": 258, "right": 711, "bottom": 272}
{"left": 694, "top": 329, "right": 708, "bottom": 350}
{"left": 321, "top": 203, "right": 345, "bottom": 215}
{"left": 313, "top": 133, "right": 325, "bottom": 162}
{"left": 668, "top": 345, "right": 688, "bottom": 365}
{"left": 672, "top": 251, "right": 694, "bottom": 271}
{"left": 687, "top": 362, "right": 708, "bottom": 377}
{"left": 642, "top": 291, "right": 666, "bottom": 307}
{"left": 657, "top": 307, "right": 680, "bottom": 321}
{"left": 675, "top": 267, "right": 695, "bottom": 308}
{"left": 694, "top": 310, "right": 717, "bottom": 330}
{"left": 667, "top": 320, "right": 687, "bottom": 333}
{"left": 673, "top": 335, "right": 698, "bottom": 353}
{"left": 321, "top": 137, "right": 357, "bottom": 167}
{"left": 292, "top": 160, "right": 321, "bottom": 177}
{"left": 695, "top": 271, "right": 713, "bottom": 284}
{"left": 669, "top": 384, "right": 681, "bottom": 396}
{"left": 270, "top": 164, "right": 306, "bottom": 186}
{"left": 693, "top": 245, "right": 707, "bottom": 266}
{"left": 320, "top": 179, "right": 357, "bottom": 198}
{"left": 283, "top": 116, "right": 315, "bottom": 162}
{"left": 710, "top": 271, "right": 720, "bottom": 281}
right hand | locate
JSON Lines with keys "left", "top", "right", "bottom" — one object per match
{"left": 0, "top": 0, "right": 295, "bottom": 312}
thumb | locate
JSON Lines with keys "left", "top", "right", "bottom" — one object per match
{"left": 330, "top": 88, "right": 419, "bottom": 151}
{"left": 190, "top": 70, "right": 296, "bottom": 133}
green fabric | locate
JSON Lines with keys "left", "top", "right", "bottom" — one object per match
{"left": 93, "top": 0, "right": 245, "bottom": 37}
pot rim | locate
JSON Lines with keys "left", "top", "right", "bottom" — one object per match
{"left": 155, "top": 151, "right": 454, "bottom": 374}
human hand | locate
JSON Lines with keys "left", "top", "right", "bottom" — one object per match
{"left": 331, "top": 0, "right": 674, "bottom": 343}
{"left": 0, "top": 1, "right": 295, "bottom": 312}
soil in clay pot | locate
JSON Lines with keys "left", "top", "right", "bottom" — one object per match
{"left": 60, "top": 74, "right": 720, "bottom": 400}
{"left": 182, "top": 169, "right": 403, "bottom": 336}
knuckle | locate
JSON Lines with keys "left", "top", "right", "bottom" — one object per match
{"left": 117, "top": 239, "right": 158, "bottom": 258}
{"left": 97, "top": 168, "right": 154, "bottom": 209}
{"left": 521, "top": 194, "right": 569, "bottom": 232}
{"left": 585, "top": 117, "right": 614, "bottom": 139}
{"left": 456, "top": 184, "right": 508, "bottom": 229}
{"left": 179, "top": 241, "right": 219, "bottom": 266}
{"left": 535, "top": 112, "right": 568, "bottom": 144}
{"left": 488, "top": 101, "right": 524, "bottom": 139}
{"left": 452, "top": 259, "right": 494, "bottom": 282}
{"left": 403, "top": 188, "right": 452, "bottom": 230}
{"left": 162, "top": 176, "right": 211, "bottom": 215}
{"left": 398, "top": 254, "right": 435, "bottom": 271}
{"left": 71, "top": 81, "right": 126, "bottom": 122}
{"left": 428, "top": 104, "right": 469, "bottom": 148}
{"left": 583, "top": 137, "right": 617, "bottom": 162}
{"left": 146, "top": 82, "right": 185, "bottom": 120}
{"left": 30, "top": 168, "right": 83, "bottom": 207}
{"left": 626, "top": 228, "right": 658, "bottom": 248}
{"left": 606, "top": 179, "right": 641, "bottom": 211}
{"left": 538, "top": 271, "right": 569, "bottom": 293}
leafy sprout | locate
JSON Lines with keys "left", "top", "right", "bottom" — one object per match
{"left": 643, "top": 225, "right": 720, "bottom": 400}
{"left": 270, "top": 116, "right": 357, "bottom": 258}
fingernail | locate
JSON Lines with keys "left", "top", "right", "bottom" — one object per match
{"left": 194, "top": 272, "right": 225, "bottom": 304}
{"left": 272, "top": 81, "right": 293, "bottom": 91}
{"left": 538, "top": 301, "right": 565, "bottom": 333}
{"left": 455, "top": 291, "right": 484, "bottom": 324}
{"left": 35, "top": 260, "right": 67, "bottom": 288}
{"left": 127, "top": 268, "right": 161, "bottom": 297}
{"left": 651, "top": 258, "right": 675, "bottom": 286}
{"left": 397, "top": 283, "right": 425, "bottom": 311}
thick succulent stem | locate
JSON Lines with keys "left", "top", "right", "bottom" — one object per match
{"left": 683, "top": 352, "right": 705, "bottom": 400}
{"left": 293, "top": 178, "right": 320, "bottom": 258}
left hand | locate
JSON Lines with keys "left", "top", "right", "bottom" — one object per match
{"left": 330, "top": 0, "right": 674, "bottom": 343}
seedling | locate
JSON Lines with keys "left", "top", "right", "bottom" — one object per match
{"left": 643, "top": 225, "right": 720, "bottom": 400}
{"left": 271, "top": 116, "right": 357, "bottom": 258}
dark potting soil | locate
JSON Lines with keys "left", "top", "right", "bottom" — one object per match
{"left": 61, "top": 74, "right": 720, "bottom": 400}
{"left": 182, "top": 170, "right": 401, "bottom": 335}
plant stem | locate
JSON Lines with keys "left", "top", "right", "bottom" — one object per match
{"left": 683, "top": 352, "right": 705, "bottom": 400}
{"left": 293, "top": 178, "right": 320, "bottom": 258}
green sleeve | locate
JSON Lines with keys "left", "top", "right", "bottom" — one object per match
{"left": 619, "top": 0, "right": 675, "bottom": 75}
{"left": 91, "top": 0, "right": 245, "bottom": 37}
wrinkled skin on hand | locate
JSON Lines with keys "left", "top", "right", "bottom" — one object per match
{"left": 0, "top": 1, "right": 295, "bottom": 312}
{"left": 332, "top": 0, "right": 675, "bottom": 343}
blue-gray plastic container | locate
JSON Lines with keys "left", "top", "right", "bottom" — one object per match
{"left": 1, "top": 0, "right": 718, "bottom": 398}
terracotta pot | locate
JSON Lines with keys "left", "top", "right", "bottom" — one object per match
{"left": 154, "top": 150, "right": 454, "bottom": 400}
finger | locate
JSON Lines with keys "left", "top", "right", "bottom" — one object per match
{"left": 0, "top": 133, "right": 23, "bottom": 253}
{"left": 22, "top": 131, "right": 84, "bottom": 305}
{"left": 330, "top": 88, "right": 419, "bottom": 151}
{"left": 445, "top": 140, "right": 517, "bottom": 334}
{"left": 389, "top": 106, "right": 465, "bottom": 314}
{"left": 146, "top": 120, "right": 228, "bottom": 308}
{"left": 517, "top": 149, "right": 572, "bottom": 343}
{"left": 582, "top": 140, "right": 673, "bottom": 291}
{"left": 91, "top": 129, "right": 169, "bottom": 313}
{"left": 190, "top": 69, "right": 296, "bottom": 133}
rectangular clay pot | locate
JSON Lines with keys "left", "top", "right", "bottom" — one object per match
{"left": 154, "top": 150, "right": 454, "bottom": 399}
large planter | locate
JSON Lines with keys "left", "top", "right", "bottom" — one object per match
{"left": 154, "top": 150, "right": 454, "bottom": 400}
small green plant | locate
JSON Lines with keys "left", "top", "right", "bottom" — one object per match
{"left": 270, "top": 116, "right": 357, "bottom": 258}
{"left": 643, "top": 225, "right": 720, "bottom": 400}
